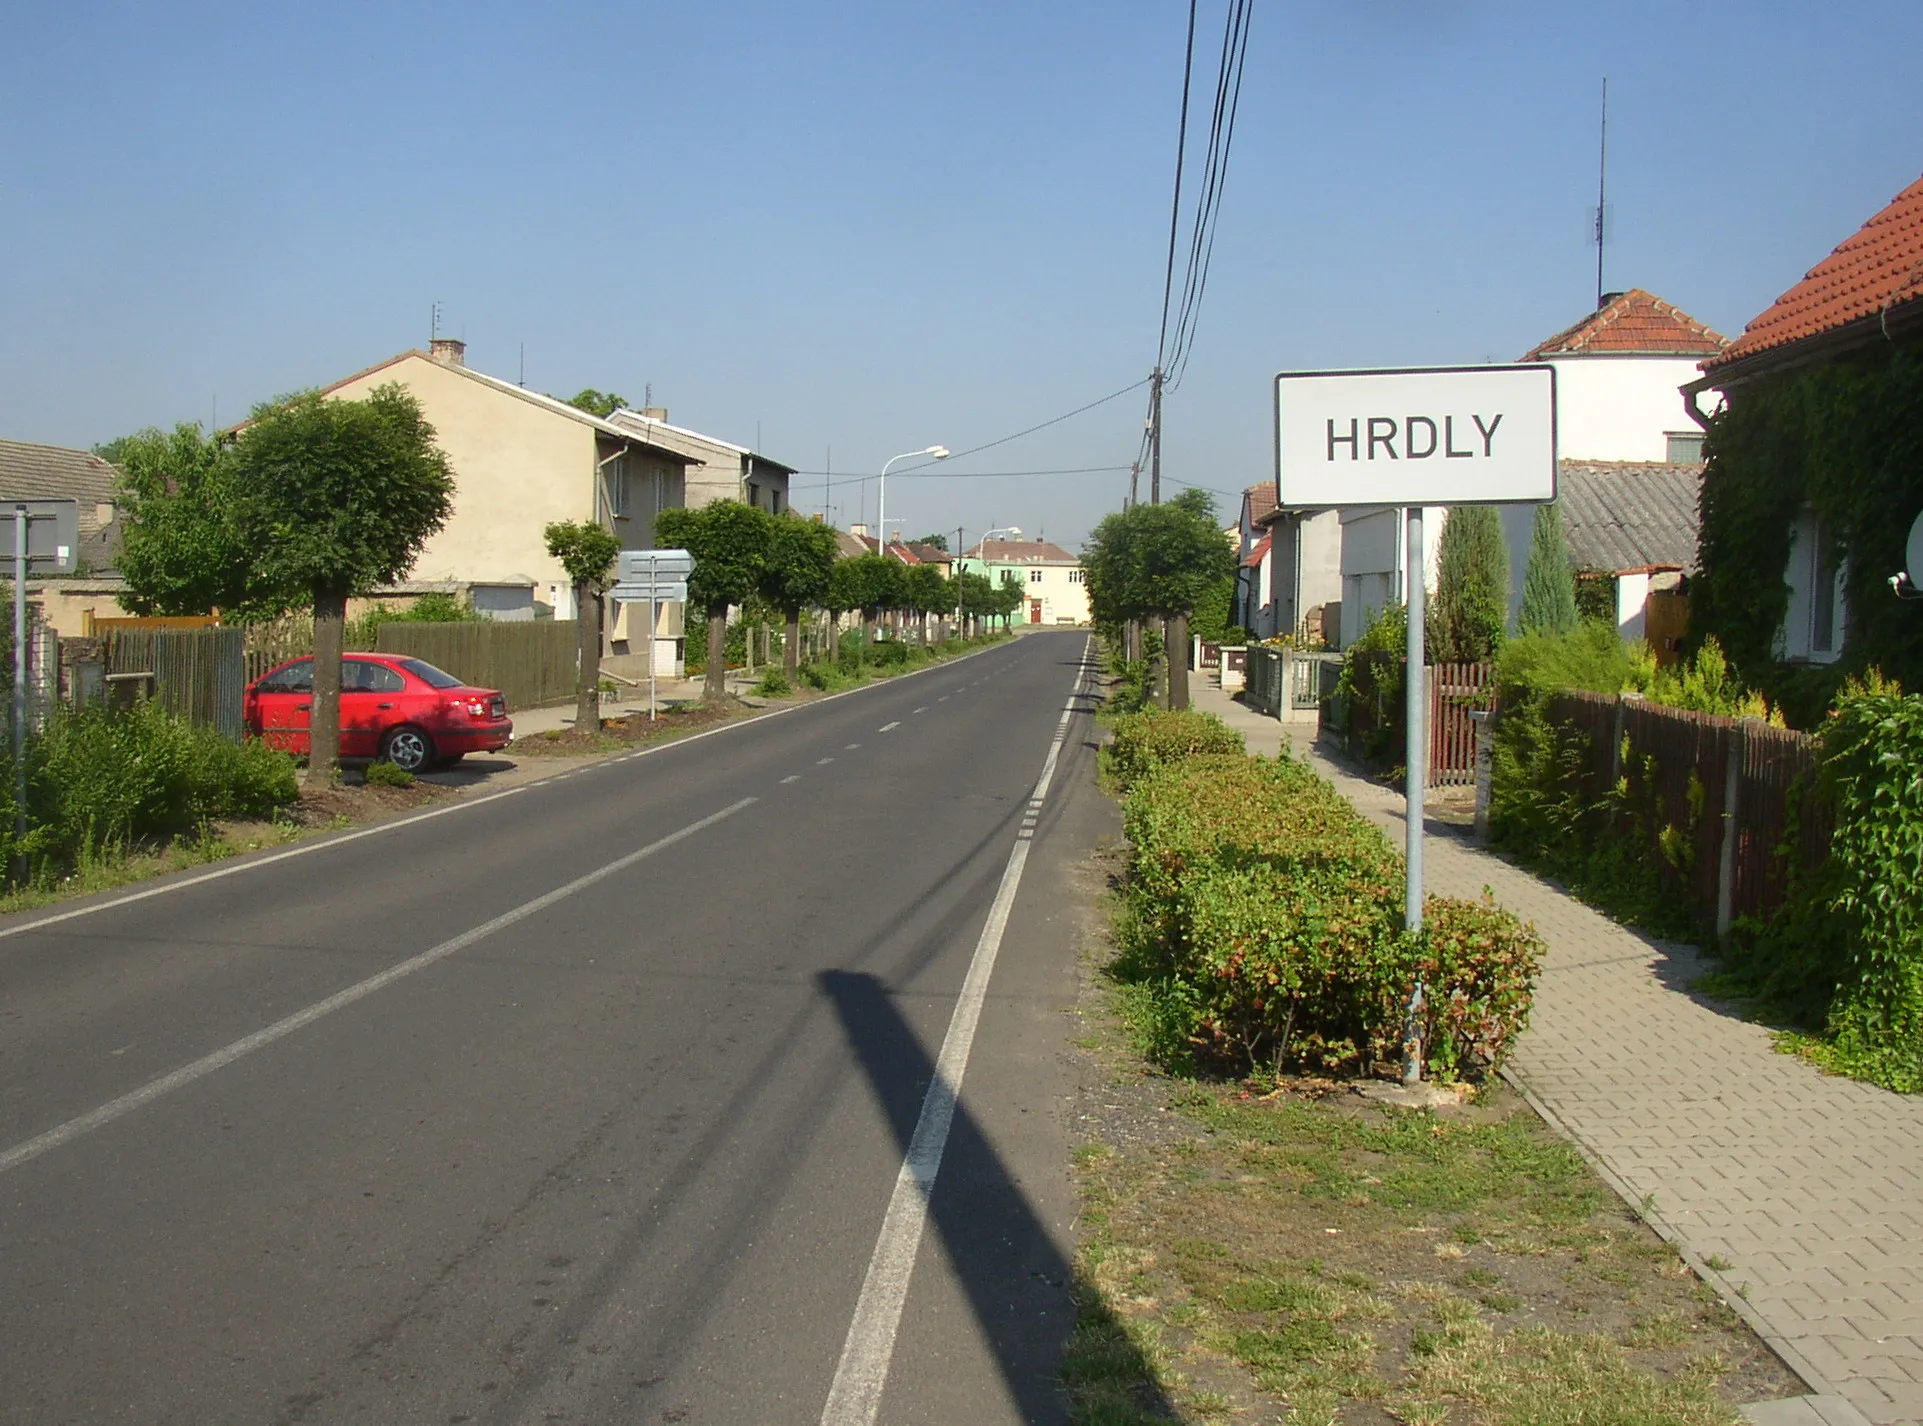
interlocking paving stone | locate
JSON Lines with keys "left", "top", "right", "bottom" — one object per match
{"left": 1188, "top": 683, "right": 1923, "bottom": 1425}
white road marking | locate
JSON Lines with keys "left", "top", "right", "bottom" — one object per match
{"left": 781, "top": 775, "right": 802, "bottom": 785}
{"left": 878, "top": 722, "right": 899, "bottom": 733}
{"left": 937, "top": 695, "right": 950, "bottom": 702}
{"left": 819, "top": 637, "right": 1089, "bottom": 1425}
{"left": 0, "top": 798, "right": 757, "bottom": 1180}
{"left": 912, "top": 707, "right": 927, "bottom": 715}
{"left": 817, "top": 757, "right": 836, "bottom": 765}
{"left": 846, "top": 743, "right": 862, "bottom": 750}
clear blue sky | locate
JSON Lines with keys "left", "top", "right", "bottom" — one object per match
{"left": 4, "top": 1, "right": 1919, "bottom": 551}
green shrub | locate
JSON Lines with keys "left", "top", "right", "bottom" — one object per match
{"left": 753, "top": 670, "right": 793, "bottom": 697}
{"left": 1116, "top": 752, "right": 1542, "bottom": 1081}
{"left": 16, "top": 702, "right": 297, "bottom": 877}
{"left": 1797, "top": 676, "right": 1923, "bottom": 1091}
{"left": 1104, "top": 710, "right": 1243, "bottom": 790}
{"left": 364, "top": 759, "right": 416, "bottom": 788}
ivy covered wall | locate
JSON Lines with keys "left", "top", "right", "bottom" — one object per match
{"left": 1696, "top": 346, "right": 1923, "bottom": 725}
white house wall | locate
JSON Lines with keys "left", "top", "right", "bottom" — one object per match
{"left": 1547, "top": 355, "right": 1706, "bottom": 462}
{"left": 1337, "top": 505, "right": 1441, "bottom": 647}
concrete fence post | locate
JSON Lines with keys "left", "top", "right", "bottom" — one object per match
{"left": 1470, "top": 709, "right": 1494, "bottom": 841}
{"left": 1715, "top": 722, "right": 1745, "bottom": 941}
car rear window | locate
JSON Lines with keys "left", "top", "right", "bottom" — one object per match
{"left": 396, "top": 658, "right": 464, "bottom": 689}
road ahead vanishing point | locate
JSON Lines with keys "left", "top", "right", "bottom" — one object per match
{"left": 0, "top": 629, "right": 1101, "bottom": 1426}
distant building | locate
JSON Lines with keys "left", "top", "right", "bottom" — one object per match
{"left": 960, "top": 537, "right": 1088, "bottom": 625}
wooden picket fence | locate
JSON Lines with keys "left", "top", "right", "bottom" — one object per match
{"left": 372, "top": 621, "right": 578, "bottom": 710}
{"left": 101, "top": 627, "right": 247, "bottom": 741}
{"left": 1541, "top": 692, "right": 1826, "bottom": 931}
{"left": 1332, "top": 654, "right": 1494, "bottom": 786}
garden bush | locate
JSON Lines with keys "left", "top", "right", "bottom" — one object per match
{"left": 1116, "top": 751, "right": 1542, "bottom": 1082}
{"left": 1103, "top": 709, "right": 1243, "bottom": 790}
{"left": 10, "top": 700, "right": 297, "bottom": 878}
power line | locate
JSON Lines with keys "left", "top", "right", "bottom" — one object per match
{"left": 1155, "top": 0, "right": 1201, "bottom": 373}
{"left": 869, "top": 375, "right": 1153, "bottom": 478}
{"left": 789, "top": 465, "right": 1132, "bottom": 482}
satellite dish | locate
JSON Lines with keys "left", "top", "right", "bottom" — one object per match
{"left": 1909, "top": 511, "right": 1923, "bottom": 585}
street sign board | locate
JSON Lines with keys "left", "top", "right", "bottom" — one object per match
{"left": 0, "top": 499, "right": 79, "bottom": 573}
{"left": 1274, "top": 365, "right": 1557, "bottom": 508}
{"left": 619, "top": 548, "right": 695, "bottom": 582}
{"left": 611, "top": 580, "right": 688, "bottom": 604}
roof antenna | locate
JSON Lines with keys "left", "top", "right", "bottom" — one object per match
{"left": 519, "top": 343, "right": 526, "bottom": 387}
{"left": 1594, "top": 77, "right": 1609, "bottom": 310}
{"left": 431, "top": 300, "right": 443, "bottom": 340}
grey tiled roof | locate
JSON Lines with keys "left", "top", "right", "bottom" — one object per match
{"left": 1558, "top": 459, "right": 1702, "bottom": 575}
{"left": 0, "top": 438, "right": 122, "bottom": 572}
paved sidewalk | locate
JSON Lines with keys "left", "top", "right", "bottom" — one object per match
{"left": 1187, "top": 678, "right": 1923, "bottom": 1426}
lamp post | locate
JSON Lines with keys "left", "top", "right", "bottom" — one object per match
{"left": 979, "top": 525, "right": 1021, "bottom": 631}
{"left": 876, "top": 446, "right": 948, "bottom": 560}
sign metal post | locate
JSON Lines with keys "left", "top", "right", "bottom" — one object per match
{"left": 612, "top": 549, "right": 696, "bottom": 723}
{"left": 1, "top": 499, "right": 79, "bottom": 883}
{"left": 1274, "top": 366, "right": 1555, "bottom": 1083}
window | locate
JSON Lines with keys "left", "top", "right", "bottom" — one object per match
{"left": 396, "top": 657, "right": 464, "bottom": 689}
{"left": 606, "top": 455, "right": 630, "bottom": 517}
{"left": 1029, "top": 568, "right": 1043, "bottom": 583}
{"left": 1665, "top": 431, "right": 1706, "bottom": 463}
{"left": 1068, "top": 568, "right": 1085, "bottom": 583}
{"left": 256, "top": 659, "right": 312, "bottom": 694}
{"left": 1780, "top": 510, "right": 1847, "bottom": 663}
{"left": 343, "top": 660, "right": 405, "bottom": 693}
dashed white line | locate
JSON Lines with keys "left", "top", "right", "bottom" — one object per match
{"left": 878, "top": 722, "right": 900, "bottom": 733}
{"left": 912, "top": 707, "right": 928, "bottom": 715}
{"left": 817, "top": 757, "right": 836, "bottom": 765}
{"left": 846, "top": 743, "right": 862, "bottom": 750}
{"left": 781, "top": 775, "right": 802, "bottom": 785}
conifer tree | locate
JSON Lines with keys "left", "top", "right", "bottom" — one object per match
{"left": 1432, "top": 506, "right": 1508, "bottom": 661}
{"left": 1519, "top": 502, "right": 1579, "bottom": 636}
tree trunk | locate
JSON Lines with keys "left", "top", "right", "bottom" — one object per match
{"left": 704, "top": 603, "right": 728, "bottom": 701}
{"left": 1167, "top": 611, "right": 1191, "bottom": 711}
{"left": 306, "top": 585, "right": 347, "bottom": 789}
{"left": 574, "top": 581, "right": 601, "bottom": 731}
{"left": 784, "top": 608, "right": 801, "bottom": 679}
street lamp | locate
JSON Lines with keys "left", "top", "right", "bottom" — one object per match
{"left": 876, "top": 445, "right": 948, "bottom": 559}
{"left": 978, "top": 525, "right": 1022, "bottom": 631}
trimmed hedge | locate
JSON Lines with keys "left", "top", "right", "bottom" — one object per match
{"left": 1117, "top": 750, "right": 1542, "bottom": 1082}
{"left": 1104, "top": 709, "right": 1244, "bottom": 790}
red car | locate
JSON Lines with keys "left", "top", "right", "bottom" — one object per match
{"left": 244, "top": 653, "right": 514, "bottom": 773}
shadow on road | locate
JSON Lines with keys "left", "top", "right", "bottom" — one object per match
{"left": 818, "top": 968, "right": 1176, "bottom": 1424}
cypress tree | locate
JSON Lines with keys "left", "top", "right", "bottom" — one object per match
{"left": 1432, "top": 506, "right": 1508, "bottom": 661}
{"left": 1519, "top": 502, "right": 1580, "bottom": 635}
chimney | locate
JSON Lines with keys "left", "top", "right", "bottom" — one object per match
{"left": 430, "top": 337, "right": 467, "bottom": 366}
{"left": 851, "top": 522, "right": 869, "bottom": 539}
{"left": 640, "top": 406, "right": 668, "bottom": 421}
{"left": 1598, "top": 290, "right": 1626, "bottom": 311}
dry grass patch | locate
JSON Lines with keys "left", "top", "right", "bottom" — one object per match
{"left": 1068, "top": 1081, "right": 1799, "bottom": 1424}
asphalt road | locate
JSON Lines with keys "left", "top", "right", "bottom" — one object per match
{"left": 0, "top": 629, "right": 1106, "bottom": 1426}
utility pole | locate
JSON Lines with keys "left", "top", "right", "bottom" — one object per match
{"left": 1127, "top": 461, "right": 1139, "bottom": 510}
{"left": 1149, "top": 366, "right": 1164, "bottom": 504}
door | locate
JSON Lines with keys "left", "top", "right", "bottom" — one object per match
{"left": 1028, "top": 600, "right": 1042, "bottom": 625}
{"left": 339, "top": 659, "right": 406, "bottom": 757}
{"left": 253, "top": 659, "right": 313, "bottom": 754}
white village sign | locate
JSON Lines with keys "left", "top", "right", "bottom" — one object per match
{"left": 1273, "top": 364, "right": 1558, "bottom": 1085}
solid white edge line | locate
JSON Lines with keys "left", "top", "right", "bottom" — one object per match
{"left": 0, "top": 797, "right": 757, "bottom": 1179}
{"left": 818, "top": 635, "right": 1089, "bottom": 1426}
{"left": 0, "top": 634, "right": 1026, "bottom": 947}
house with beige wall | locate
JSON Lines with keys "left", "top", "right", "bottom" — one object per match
{"left": 321, "top": 340, "right": 694, "bottom": 660}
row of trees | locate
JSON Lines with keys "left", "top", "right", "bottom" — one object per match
{"left": 549, "top": 500, "right": 1026, "bottom": 717}
{"left": 1081, "top": 489, "right": 1236, "bottom": 711}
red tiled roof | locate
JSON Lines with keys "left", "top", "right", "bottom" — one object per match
{"left": 972, "top": 538, "right": 1079, "bottom": 564}
{"left": 1705, "top": 175, "right": 1923, "bottom": 372}
{"left": 1244, "top": 481, "right": 1277, "bottom": 524}
{"left": 1522, "top": 288, "right": 1728, "bottom": 360}
{"left": 1242, "top": 532, "right": 1271, "bottom": 570}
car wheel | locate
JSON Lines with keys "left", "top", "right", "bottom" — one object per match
{"left": 379, "top": 725, "right": 434, "bottom": 773}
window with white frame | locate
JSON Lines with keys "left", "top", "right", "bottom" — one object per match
{"left": 1068, "top": 568, "right": 1085, "bottom": 583}
{"left": 1779, "top": 510, "right": 1847, "bottom": 662}
{"left": 1029, "top": 568, "right": 1043, "bottom": 583}
{"left": 1665, "top": 431, "right": 1706, "bottom": 463}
